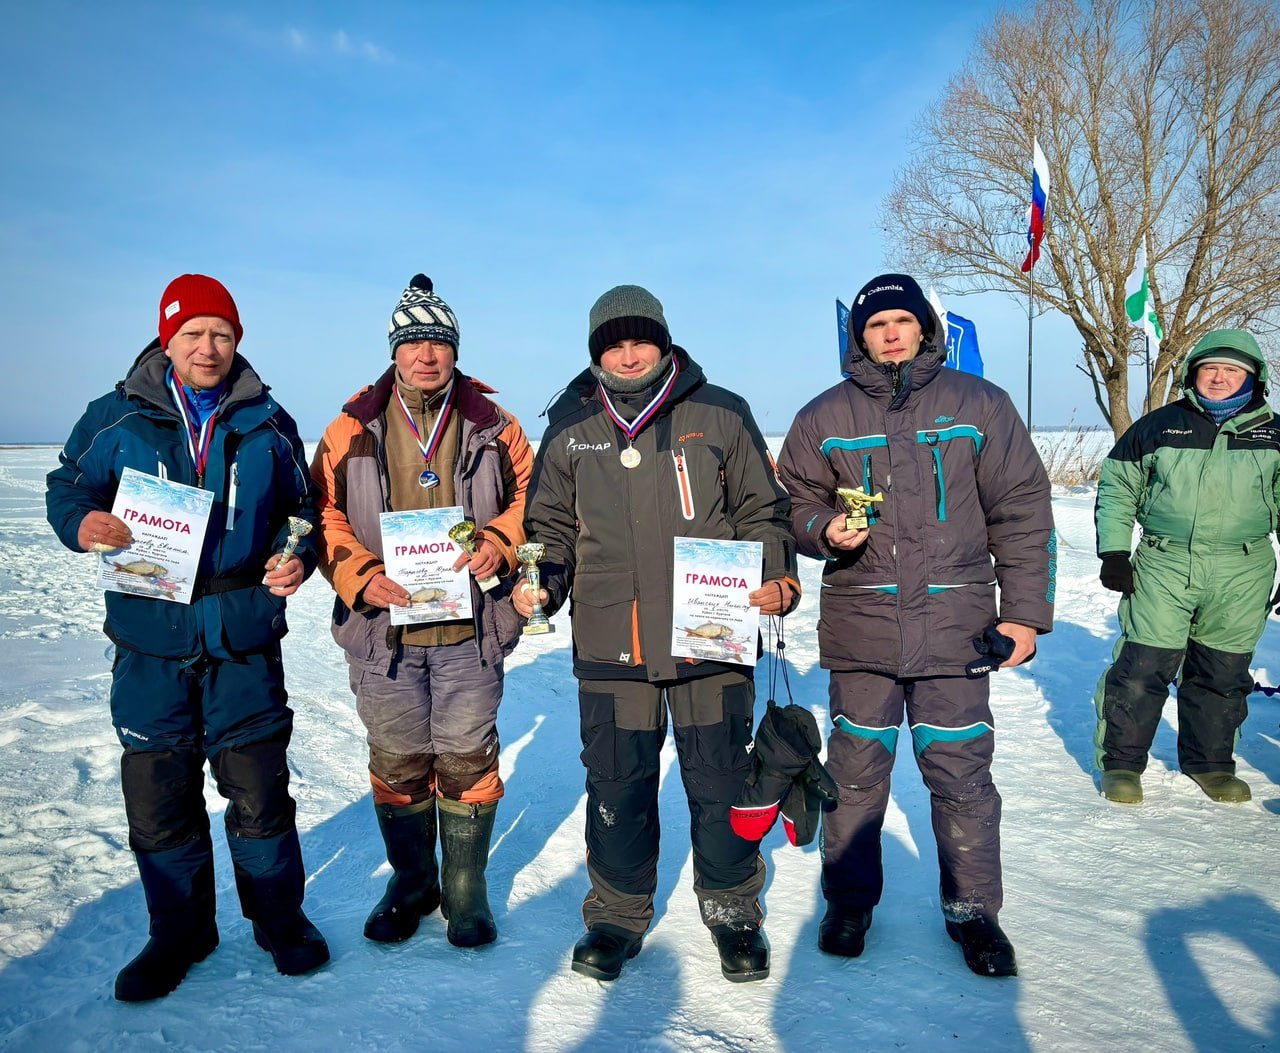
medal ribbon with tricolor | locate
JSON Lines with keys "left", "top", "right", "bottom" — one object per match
{"left": 395, "top": 379, "right": 456, "bottom": 488}
{"left": 597, "top": 360, "right": 680, "bottom": 463}
{"left": 167, "top": 370, "right": 224, "bottom": 487}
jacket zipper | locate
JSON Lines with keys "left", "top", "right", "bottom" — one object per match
{"left": 226, "top": 461, "right": 239, "bottom": 531}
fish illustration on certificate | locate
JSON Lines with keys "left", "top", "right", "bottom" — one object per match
{"left": 95, "top": 467, "right": 213, "bottom": 604}
{"left": 380, "top": 506, "right": 474, "bottom": 626}
{"left": 671, "top": 537, "right": 763, "bottom": 665}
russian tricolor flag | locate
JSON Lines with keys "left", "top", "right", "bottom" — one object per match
{"left": 1019, "top": 138, "right": 1050, "bottom": 273}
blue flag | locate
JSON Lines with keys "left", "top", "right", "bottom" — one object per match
{"left": 836, "top": 298, "right": 850, "bottom": 368}
{"left": 944, "top": 312, "right": 983, "bottom": 376}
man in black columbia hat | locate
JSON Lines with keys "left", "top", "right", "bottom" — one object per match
{"left": 778, "top": 271, "right": 1055, "bottom": 979}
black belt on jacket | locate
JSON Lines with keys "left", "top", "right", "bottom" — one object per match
{"left": 193, "top": 569, "right": 265, "bottom": 599}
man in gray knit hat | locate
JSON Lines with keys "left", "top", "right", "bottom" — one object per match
{"left": 515, "top": 284, "right": 800, "bottom": 983}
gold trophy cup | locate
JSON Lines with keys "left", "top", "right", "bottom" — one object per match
{"left": 275, "top": 517, "right": 313, "bottom": 567}
{"left": 448, "top": 521, "right": 500, "bottom": 592}
{"left": 835, "top": 486, "right": 884, "bottom": 531}
{"left": 515, "top": 542, "right": 555, "bottom": 635}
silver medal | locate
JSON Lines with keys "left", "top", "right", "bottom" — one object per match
{"left": 620, "top": 446, "right": 642, "bottom": 469}
{"left": 419, "top": 469, "right": 440, "bottom": 489}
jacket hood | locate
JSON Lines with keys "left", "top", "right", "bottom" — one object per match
{"left": 342, "top": 364, "right": 501, "bottom": 430}
{"left": 547, "top": 344, "right": 705, "bottom": 426}
{"left": 1181, "top": 329, "right": 1269, "bottom": 389}
{"left": 122, "top": 339, "right": 266, "bottom": 415}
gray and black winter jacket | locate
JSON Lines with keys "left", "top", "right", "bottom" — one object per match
{"left": 778, "top": 310, "right": 1055, "bottom": 676}
{"left": 526, "top": 347, "right": 798, "bottom": 683}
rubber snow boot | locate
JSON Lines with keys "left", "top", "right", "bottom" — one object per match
{"left": 114, "top": 926, "right": 219, "bottom": 1002}
{"left": 1102, "top": 770, "right": 1143, "bottom": 805}
{"left": 1188, "top": 771, "right": 1251, "bottom": 803}
{"left": 946, "top": 916, "right": 1018, "bottom": 977}
{"left": 437, "top": 797, "right": 497, "bottom": 948}
{"left": 364, "top": 798, "right": 441, "bottom": 943}
{"left": 571, "top": 926, "right": 644, "bottom": 981}
{"left": 711, "top": 924, "right": 770, "bottom": 983}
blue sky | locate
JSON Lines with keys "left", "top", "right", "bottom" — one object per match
{"left": 0, "top": 0, "right": 1102, "bottom": 443}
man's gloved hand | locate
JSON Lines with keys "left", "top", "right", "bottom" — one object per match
{"left": 964, "top": 623, "right": 1018, "bottom": 678}
{"left": 1099, "top": 552, "right": 1135, "bottom": 595}
{"left": 779, "top": 755, "right": 839, "bottom": 846}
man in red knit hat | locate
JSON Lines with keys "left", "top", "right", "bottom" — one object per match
{"left": 47, "top": 273, "right": 330, "bottom": 1001}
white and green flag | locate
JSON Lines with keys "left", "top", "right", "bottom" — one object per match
{"left": 1124, "top": 244, "right": 1164, "bottom": 349}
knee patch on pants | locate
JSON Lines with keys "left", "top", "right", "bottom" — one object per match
{"left": 211, "top": 736, "right": 296, "bottom": 839}
{"left": 435, "top": 740, "right": 504, "bottom": 803}
{"left": 121, "top": 748, "right": 209, "bottom": 852}
{"left": 369, "top": 745, "right": 436, "bottom": 804}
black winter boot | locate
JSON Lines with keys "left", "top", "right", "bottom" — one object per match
{"left": 115, "top": 927, "right": 219, "bottom": 1002}
{"left": 251, "top": 911, "right": 330, "bottom": 976}
{"left": 710, "top": 924, "right": 770, "bottom": 982}
{"left": 946, "top": 915, "right": 1017, "bottom": 977}
{"left": 571, "top": 926, "right": 644, "bottom": 981}
{"left": 230, "top": 829, "right": 330, "bottom": 976}
{"left": 117, "top": 840, "right": 219, "bottom": 1001}
{"left": 364, "top": 798, "right": 441, "bottom": 943}
{"left": 437, "top": 798, "right": 497, "bottom": 948}
{"left": 818, "top": 903, "right": 874, "bottom": 958}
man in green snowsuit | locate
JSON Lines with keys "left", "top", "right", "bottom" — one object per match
{"left": 1093, "top": 329, "right": 1277, "bottom": 804}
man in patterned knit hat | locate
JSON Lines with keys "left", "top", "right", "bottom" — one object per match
{"left": 311, "top": 274, "right": 533, "bottom": 949}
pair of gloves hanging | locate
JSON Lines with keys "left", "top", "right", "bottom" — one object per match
{"left": 729, "top": 700, "right": 838, "bottom": 847}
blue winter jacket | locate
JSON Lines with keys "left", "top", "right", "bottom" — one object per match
{"left": 46, "top": 341, "right": 319, "bottom": 660}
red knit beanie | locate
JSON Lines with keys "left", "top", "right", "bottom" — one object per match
{"left": 158, "top": 274, "right": 243, "bottom": 348}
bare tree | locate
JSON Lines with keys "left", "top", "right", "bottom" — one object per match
{"left": 883, "top": 0, "right": 1280, "bottom": 437}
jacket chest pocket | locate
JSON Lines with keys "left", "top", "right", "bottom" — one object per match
{"left": 669, "top": 443, "right": 726, "bottom": 523}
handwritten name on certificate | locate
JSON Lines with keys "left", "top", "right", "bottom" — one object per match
{"left": 380, "top": 507, "right": 474, "bottom": 627}
{"left": 96, "top": 467, "right": 213, "bottom": 605}
{"left": 671, "top": 537, "right": 763, "bottom": 666}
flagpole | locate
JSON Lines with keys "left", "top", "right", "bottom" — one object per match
{"left": 1026, "top": 267, "right": 1035, "bottom": 430}
{"left": 1144, "top": 333, "right": 1151, "bottom": 415}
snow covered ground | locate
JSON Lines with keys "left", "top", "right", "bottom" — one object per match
{"left": 1, "top": 442, "right": 1277, "bottom": 1053}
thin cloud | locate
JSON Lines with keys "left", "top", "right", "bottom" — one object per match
{"left": 285, "top": 25, "right": 394, "bottom": 65}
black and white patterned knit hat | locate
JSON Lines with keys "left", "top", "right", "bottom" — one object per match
{"left": 388, "top": 274, "right": 460, "bottom": 357}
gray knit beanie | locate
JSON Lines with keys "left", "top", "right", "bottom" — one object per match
{"left": 587, "top": 285, "right": 672, "bottom": 363}
{"left": 388, "top": 274, "right": 459, "bottom": 358}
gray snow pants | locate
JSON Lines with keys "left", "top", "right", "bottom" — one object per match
{"left": 822, "top": 670, "right": 1003, "bottom": 922}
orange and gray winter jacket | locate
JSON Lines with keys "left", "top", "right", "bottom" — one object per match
{"left": 778, "top": 312, "right": 1055, "bottom": 676}
{"left": 525, "top": 346, "right": 799, "bottom": 683}
{"left": 311, "top": 366, "right": 533, "bottom": 672}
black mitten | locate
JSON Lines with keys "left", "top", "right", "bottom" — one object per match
{"left": 1099, "top": 552, "right": 1135, "bottom": 595}
{"left": 779, "top": 756, "right": 840, "bottom": 846}
{"left": 731, "top": 701, "right": 825, "bottom": 842}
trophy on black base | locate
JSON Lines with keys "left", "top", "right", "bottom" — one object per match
{"left": 515, "top": 542, "right": 555, "bottom": 635}
{"left": 835, "top": 486, "right": 884, "bottom": 531}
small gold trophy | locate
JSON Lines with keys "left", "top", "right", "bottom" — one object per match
{"left": 276, "top": 517, "right": 313, "bottom": 567}
{"left": 515, "top": 542, "right": 555, "bottom": 635}
{"left": 835, "top": 486, "right": 884, "bottom": 531}
{"left": 448, "top": 521, "right": 500, "bottom": 592}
